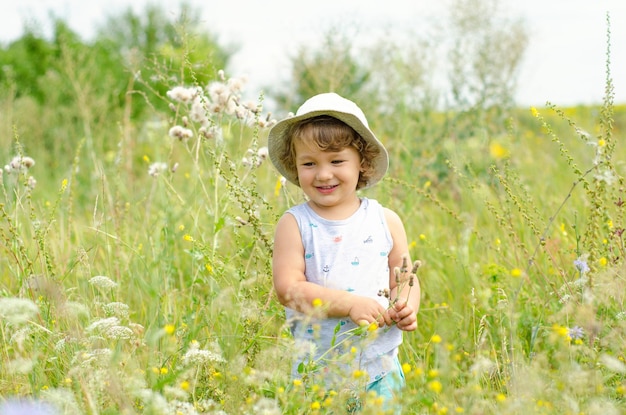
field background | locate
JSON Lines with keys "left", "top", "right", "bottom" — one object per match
{"left": 0, "top": 1, "right": 625, "bottom": 414}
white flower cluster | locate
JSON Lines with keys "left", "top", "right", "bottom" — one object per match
{"left": 3, "top": 155, "right": 37, "bottom": 189}
{"left": 4, "top": 155, "right": 35, "bottom": 173}
{"left": 166, "top": 70, "right": 277, "bottom": 142}
{"left": 242, "top": 146, "right": 269, "bottom": 168}
{"left": 88, "top": 275, "right": 118, "bottom": 289}
{"left": 182, "top": 341, "right": 226, "bottom": 366}
{"left": 148, "top": 162, "right": 169, "bottom": 177}
{"left": 0, "top": 297, "right": 39, "bottom": 325}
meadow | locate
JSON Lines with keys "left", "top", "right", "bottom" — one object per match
{"left": 1, "top": 14, "right": 626, "bottom": 415}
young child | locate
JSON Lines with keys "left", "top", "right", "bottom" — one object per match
{"left": 268, "top": 92, "right": 420, "bottom": 410}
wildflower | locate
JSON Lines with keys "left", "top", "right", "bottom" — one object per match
{"left": 402, "top": 363, "right": 412, "bottom": 374}
{"left": 419, "top": 234, "right": 426, "bottom": 240}
{"left": 427, "top": 380, "right": 442, "bottom": 393}
{"left": 510, "top": 268, "right": 522, "bottom": 278}
{"left": 0, "top": 298, "right": 39, "bottom": 325}
{"left": 530, "top": 107, "right": 539, "bottom": 117}
{"left": 164, "top": 324, "right": 176, "bottom": 335}
{"left": 274, "top": 177, "right": 284, "bottom": 196}
{"left": 5, "top": 155, "right": 36, "bottom": 173}
{"left": 183, "top": 234, "right": 194, "bottom": 242}
{"left": 496, "top": 393, "right": 507, "bottom": 402}
{"left": 352, "top": 369, "right": 366, "bottom": 379}
{"left": 102, "top": 302, "right": 130, "bottom": 319}
{"left": 574, "top": 257, "right": 590, "bottom": 274}
{"left": 166, "top": 86, "right": 201, "bottom": 103}
{"left": 311, "top": 401, "right": 321, "bottom": 410}
{"left": 148, "top": 162, "right": 168, "bottom": 177}
{"left": 168, "top": 125, "right": 193, "bottom": 141}
{"left": 567, "top": 326, "right": 584, "bottom": 341}
{"left": 489, "top": 142, "right": 509, "bottom": 159}
{"left": 26, "top": 176, "right": 37, "bottom": 190}
{"left": 86, "top": 317, "right": 121, "bottom": 333}
{"left": 88, "top": 275, "right": 118, "bottom": 289}
{"left": 552, "top": 324, "right": 569, "bottom": 337}
{"left": 430, "top": 334, "right": 442, "bottom": 343}
{"left": 182, "top": 342, "right": 225, "bottom": 365}
{"left": 104, "top": 325, "right": 134, "bottom": 340}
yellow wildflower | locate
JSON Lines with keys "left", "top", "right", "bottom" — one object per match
{"left": 431, "top": 334, "right": 442, "bottom": 343}
{"left": 427, "top": 380, "right": 442, "bottom": 393}
{"left": 164, "top": 324, "right": 175, "bottom": 335}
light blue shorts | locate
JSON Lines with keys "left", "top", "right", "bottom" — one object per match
{"left": 366, "top": 355, "right": 406, "bottom": 411}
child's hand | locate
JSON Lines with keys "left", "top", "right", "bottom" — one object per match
{"left": 349, "top": 297, "right": 392, "bottom": 328}
{"left": 388, "top": 300, "right": 417, "bottom": 331}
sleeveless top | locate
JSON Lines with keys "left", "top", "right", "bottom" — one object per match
{"left": 285, "top": 198, "right": 403, "bottom": 386}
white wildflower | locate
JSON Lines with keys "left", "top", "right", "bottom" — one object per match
{"left": 0, "top": 297, "right": 39, "bottom": 324}
{"left": 86, "top": 317, "right": 120, "bottom": 333}
{"left": 227, "top": 75, "right": 247, "bottom": 93}
{"left": 148, "top": 162, "right": 168, "bottom": 177}
{"left": 168, "top": 126, "right": 193, "bottom": 141}
{"left": 5, "top": 155, "right": 36, "bottom": 173}
{"left": 89, "top": 275, "right": 118, "bottom": 289}
{"left": 103, "top": 302, "right": 130, "bottom": 319}
{"left": 258, "top": 146, "right": 269, "bottom": 160}
{"left": 599, "top": 353, "right": 626, "bottom": 373}
{"left": 199, "top": 125, "right": 222, "bottom": 141}
{"left": 252, "top": 397, "right": 281, "bottom": 415}
{"left": 616, "top": 311, "right": 626, "bottom": 320}
{"left": 26, "top": 176, "right": 37, "bottom": 189}
{"left": 182, "top": 342, "right": 225, "bottom": 366}
{"left": 104, "top": 325, "right": 134, "bottom": 340}
{"left": 190, "top": 96, "right": 211, "bottom": 125}
{"left": 166, "top": 86, "right": 201, "bottom": 103}
{"left": 6, "top": 358, "right": 34, "bottom": 374}
{"left": 242, "top": 100, "right": 261, "bottom": 114}
{"left": 61, "top": 301, "right": 90, "bottom": 318}
{"left": 594, "top": 168, "right": 617, "bottom": 185}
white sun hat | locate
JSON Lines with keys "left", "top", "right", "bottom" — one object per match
{"left": 267, "top": 92, "right": 388, "bottom": 188}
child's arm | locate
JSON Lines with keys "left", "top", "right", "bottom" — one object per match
{"left": 384, "top": 208, "right": 421, "bottom": 331}
{"left": 272, "top": 213, "right": 392, "bottom": 326}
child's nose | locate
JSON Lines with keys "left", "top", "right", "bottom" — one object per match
{"left": 316, "top": 165, "right": 333, "bottom": 180}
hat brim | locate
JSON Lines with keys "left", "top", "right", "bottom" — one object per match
{"left": 268, "top": 109, "right": 388, "bottom": 189}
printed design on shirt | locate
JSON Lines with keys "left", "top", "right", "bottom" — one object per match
{"left": 346, "top": 287, "right": 355, "bottom": 292}
{"left": 305, "top": 252, "right": 314, "bottom": 259}
{"left": 363, "top": 235, "right": 373, "bottom": 244}
{"left": 322, "top": 265, "right": 330, "bottom": 273}
{"left": 309, "top": 222, "right": 318, "bottom": 228}
{"left": 333, "top": 235, "right": 343, "bottom": 243}
{"left": 351, "top": 257, "right": 359, "bottom": 266}
{"left": 380, "top": 251, "right": 388, "bottom": 256}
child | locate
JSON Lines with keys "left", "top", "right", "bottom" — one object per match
{"left": 268, "top": 92, "right": 420, "bottom": 410}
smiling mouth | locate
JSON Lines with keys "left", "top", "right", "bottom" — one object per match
{"left": 316, "top": 184, "right": 338, "bottom": 192}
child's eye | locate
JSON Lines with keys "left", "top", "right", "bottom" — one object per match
{"left": 301, "top": 162, "right": 314, "bottom": 167}
{"left": 331, "top": 160, "right": 345, "bottom": 165}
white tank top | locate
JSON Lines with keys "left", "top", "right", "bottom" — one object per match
{"left": 285, "top": 198, "right": 402, "bottom": 385}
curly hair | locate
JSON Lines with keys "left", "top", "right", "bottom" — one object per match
{"left": 277, "top": 116, "right": 380, "bottom": 190}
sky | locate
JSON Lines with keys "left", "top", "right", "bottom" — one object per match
{"left": 1, "top": 0, "right": 625, "bottom": 108}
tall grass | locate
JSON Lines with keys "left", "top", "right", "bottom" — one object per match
{"left": 1, "top": 21, "right": 625, "bottom": 415}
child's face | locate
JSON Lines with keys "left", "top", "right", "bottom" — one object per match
{"left": 294, "top": 138, "right": 362, "bottom": 213}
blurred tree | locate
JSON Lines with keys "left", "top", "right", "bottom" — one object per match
{"left": 273, "top": 28, "right": 372, "bottom": 113}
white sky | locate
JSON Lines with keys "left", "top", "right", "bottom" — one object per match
{"left": 1, "top": 0, "right": 625, "bottom": 108}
